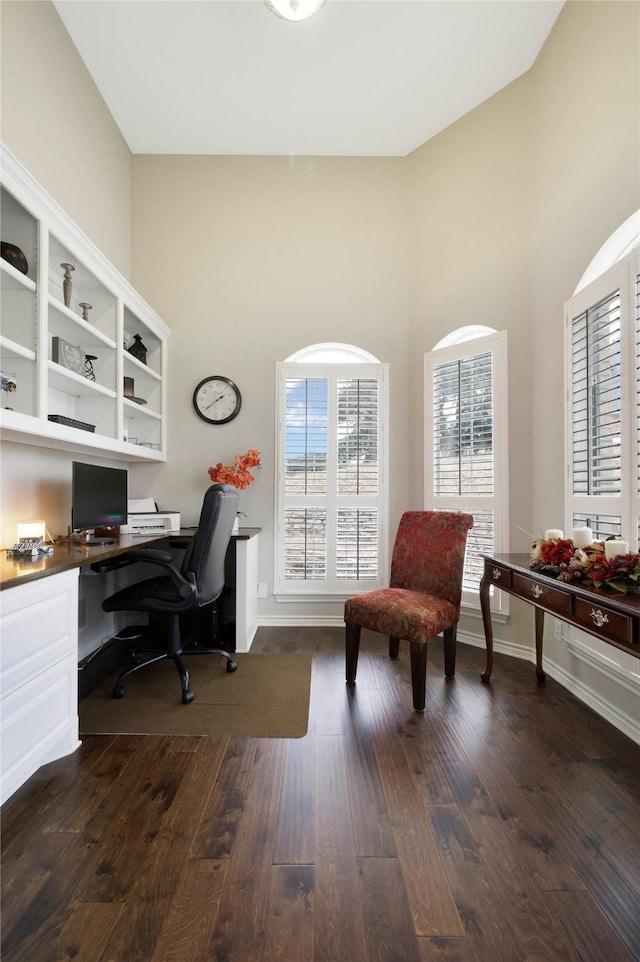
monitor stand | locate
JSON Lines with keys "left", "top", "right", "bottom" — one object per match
{"left": 72, "top": 533, "right": 118, "bottom": 546}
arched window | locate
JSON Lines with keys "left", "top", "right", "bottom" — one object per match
{"left": 565, "top": 218, "right": 640, "bottom": 550}
{"left": 275, "top": 343, "right": 388, "bottom": 599}
{"left": 425, "top": 326, "right": 509, "bottom": 613}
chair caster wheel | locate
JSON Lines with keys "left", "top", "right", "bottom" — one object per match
{"left": 227, "top": 660, "right": 238, "bottom": 673}
{"left": 182, "top": 690, "right": 195, "bottom": 704}
{"left": 112, "top": 685, "right": 126, "bottom": 699}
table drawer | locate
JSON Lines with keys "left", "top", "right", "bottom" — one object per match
{"left": 511, "top": 573, "right": 572, "bottom": 616}
{"left": 486, "top": 562, "right": 512, "bottom": 589}
{"left": 573, "top": 597, "right": 634, "bottom": 647}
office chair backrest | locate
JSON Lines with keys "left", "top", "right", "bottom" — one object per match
{"left": 389, "top": 510, "right": 474, "bottom": 606}
{"left": 181, "top": 483, "right": 240, "bottom": 607}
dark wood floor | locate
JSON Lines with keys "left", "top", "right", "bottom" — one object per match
{"left": 2, "top": 627, "right": 639, "bottom": 962}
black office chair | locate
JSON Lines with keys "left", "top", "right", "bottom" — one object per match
{"left": 101, "top": 482, "right": 240, "bottom": 704}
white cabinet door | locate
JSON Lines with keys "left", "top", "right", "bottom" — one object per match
{"left": 1, "top": 569, "right": 80, "bottom": 805}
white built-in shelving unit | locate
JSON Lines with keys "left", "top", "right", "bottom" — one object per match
{"left": 0, "top": 145, "right": 170, "bottom": 461}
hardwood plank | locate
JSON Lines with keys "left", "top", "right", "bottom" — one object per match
{"left": 546, "top": 890, "right": 638, "bottom": 962}
{"left": 358, "top": 856, "right": 422, "bottom": 962}
{"left": 314, "top": 733, "right": 368, "bottom": 962}
{"left": 189, "top": 736, "right": 252, "bottom": 859}
{"left": 273, "top": 734, "right": 316, "bottom": 865}
{"left": 149, "top": 859, "right": 228, "bottom": 962}
{"left": 340, "top": 687, "right": 396, "bottom": 858}
{"left": 262, "top": 864, "right": 314, "bottom": 962}
{"left": 418, "top": 936, "right": 477, "bottom": 962}
{"left": 53, "top": 900, "right": 124, "bottom": 962}
{"left": 361, "top": 690, "right": 464, "bottom": 938}
{"left": 207, "top": 739, "right": 286, "bottom": 962}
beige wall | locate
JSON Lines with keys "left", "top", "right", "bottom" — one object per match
{"left": 129, "top": 154, "right": 412, "bottom": 619}
{"left": 1, "top": 1, "right": 638, "bottom": 644}
{"left": 0, "top": 0, "right": 132, "bottom": 273}
{"left": 529, "top": 0, "right": 640, "bottom": 532}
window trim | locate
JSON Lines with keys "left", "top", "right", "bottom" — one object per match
{"left": 424, "top": 329, "right": 509, "bottom": 613}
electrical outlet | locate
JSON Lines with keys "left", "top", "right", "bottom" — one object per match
{"left": 554, "top": 619, "right": 562, "bottom": 641}
{"left": 258, "top": 582, "right": 268, "bottom": 599}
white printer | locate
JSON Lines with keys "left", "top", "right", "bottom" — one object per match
{"left": 120, "top": 498, "right": 181, "bottom": 536}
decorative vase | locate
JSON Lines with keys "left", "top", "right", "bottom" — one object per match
{"left": 127, "top": 333, "right": 147, "bottom": 364}
{"left": 60, "top": 262, "right": 75, "bottom": 307}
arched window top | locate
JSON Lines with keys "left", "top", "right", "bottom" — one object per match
{"left": 432, "top": 325, "right": 497, "bottom": 351}
{"left": 574, "top": 208, "right": 640, "bottom": 293}
{"left": 285, "top": 342, "right": 380, "bottom": 363}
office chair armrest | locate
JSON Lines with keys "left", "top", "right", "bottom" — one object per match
{"left": 125, "top": 548, "right": 195, "bottom": 594}
{"left": 102, "top": 548, "right": 196, "bottom": 600}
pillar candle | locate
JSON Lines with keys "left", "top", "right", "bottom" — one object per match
{"left": 604, "top": 539, "right": 628, "bottom": 560}
{"left": 572, "top": 527, "right": 593, "bottom": 549}
{"left": 544, "top": 528, "right": 563, "bottom": 541}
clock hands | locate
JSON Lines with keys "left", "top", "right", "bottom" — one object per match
{"left": 203, "top": 392, "right": 229, "bottom": 412}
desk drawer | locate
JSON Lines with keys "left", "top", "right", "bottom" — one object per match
{"left": 486, "top": 562, "right": 512, "bottom": 589}
{"left": 573, "top": 597, "right": 634, "bottom": 647}
{"left": 511, "top": 573, "right": 572, "bottom": 616}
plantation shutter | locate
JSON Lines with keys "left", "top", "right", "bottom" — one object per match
{"left": 425, "top": 331, "right": 508, "bottom": 611}
{"left": 565, "top": 251, "right": 639, "bottom": 550}
{"left": 276, "top": 364, "right": 387, "bottom": 597}
{"left": 570, "top": 289, "right": 622, "bottom": 498}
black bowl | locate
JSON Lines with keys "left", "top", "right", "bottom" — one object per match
{"left": 1, "top": 242, "right": 28, "bottom": 275}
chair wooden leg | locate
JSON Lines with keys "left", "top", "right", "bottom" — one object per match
{"left": 443, "top": 624, "right": 457, "bottom": 677}
{"left": 345, "top": 623, "right": 361, "bottom": 686}
{"left": 389, "top": 636, "right": 400, "bottom": 659}
{"left": 409, "top": 642, "right": 427, "bottom": 712}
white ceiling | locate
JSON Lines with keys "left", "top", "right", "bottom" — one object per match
{"left": 53, "top": 0, "right": 564, "bottom": 157}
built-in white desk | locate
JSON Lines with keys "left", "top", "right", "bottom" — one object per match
{"left": 0, "top": 528, "right": 260, "bottom": 805}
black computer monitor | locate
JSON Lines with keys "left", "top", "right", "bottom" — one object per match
{"left": 71, "top": 461, "right": 127, "bottom": 542}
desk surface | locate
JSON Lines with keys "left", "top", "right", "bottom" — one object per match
{"left": 0, "top": 527, "right": 261, "bottom": 591}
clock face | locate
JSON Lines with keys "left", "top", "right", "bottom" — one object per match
{"left": 193, "top": 376, "right": 241, "bottom": 424}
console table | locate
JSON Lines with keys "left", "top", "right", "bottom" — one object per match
{"left": 479, "top": 553, "right": 640, "bottom": 683}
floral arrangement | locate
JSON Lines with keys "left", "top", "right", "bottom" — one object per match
{"left": 208, "top": 449, "right": 261, "bottom": 490}
{"left": 530, "top": 537, "right": 640, "bottom": 593}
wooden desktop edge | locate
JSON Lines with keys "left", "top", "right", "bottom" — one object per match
{"left": 0, "top": 527, "right": 262, "bottom": 591}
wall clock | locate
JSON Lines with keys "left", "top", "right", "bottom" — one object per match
{"left": 193, "top": 376, "right": 242, "bottom": 424}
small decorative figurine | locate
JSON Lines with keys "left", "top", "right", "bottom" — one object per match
{"left": 127, "top": 333, "right": 148, "bottom": 364}
{"left": 60, "top": 262, "right": 75, "bottom": 307}
{"left": 85, "top": 354, "right": 97, "bottom": 381}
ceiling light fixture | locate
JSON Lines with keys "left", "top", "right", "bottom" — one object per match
{"left": 264, "top": 0, "right": 327, "bottom": 22}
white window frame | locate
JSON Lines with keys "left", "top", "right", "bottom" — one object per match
{"left": 424, "top": 329, "right": 509, "bottom": 614}
{"left": 564, "top": 248, "right": 640, "bottom": 549}
{"left": 274, "top": 359, "right": 389, "bottom": 601}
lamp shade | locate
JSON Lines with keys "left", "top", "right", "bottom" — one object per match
{"left": 264, "top": 0, "right": 327, "bottom": 22}
{"left": 17, "top": 519, "right": 45, "bottom": 541}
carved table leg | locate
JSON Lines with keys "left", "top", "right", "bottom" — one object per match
{"left": 534, "top": 606, "right": 546, "bottom": 685}
{"left": 480, "top": 572, "right": 493, "bottom": 683}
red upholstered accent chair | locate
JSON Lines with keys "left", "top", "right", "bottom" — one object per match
{"left": 344, "top": 510, "right": 474, "bottom": 711}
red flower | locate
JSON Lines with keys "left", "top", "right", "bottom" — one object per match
{"left": 208, "top": 450, "right": 261, "bottom": 490}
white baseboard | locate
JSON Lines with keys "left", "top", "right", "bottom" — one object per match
{"left": 257, "top": 619, "right": 640, "bottom": 746}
